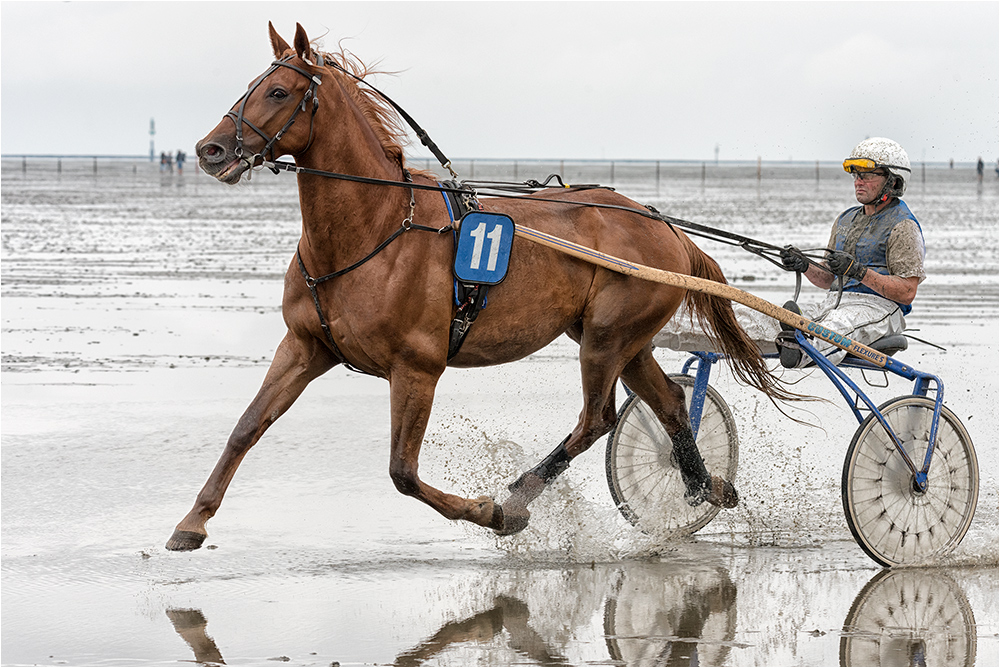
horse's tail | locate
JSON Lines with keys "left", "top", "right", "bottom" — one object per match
{"left": 680, "top": 235, "right": 801, "bottom": 403}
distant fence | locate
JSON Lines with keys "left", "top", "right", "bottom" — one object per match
{"left": 0, "top": 154, "right": 209, "bottom": 182}
{"left": 2, "top": 154, "right": 167, "bottom": 176}
{"left": 405, "top": 157, "right": 994, "bottom": 187}
{"left": 2, "top": 154, "right": 995, "bottom": 186}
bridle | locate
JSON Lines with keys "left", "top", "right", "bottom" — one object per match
{"left": 226, "top": 53, "right": 324, "bottom": 177}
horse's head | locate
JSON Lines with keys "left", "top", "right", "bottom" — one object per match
{"left": 196, "top": 23, "right": 324, "bottom": 184}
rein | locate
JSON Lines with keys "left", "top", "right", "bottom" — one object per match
{"left": 237, "top": 50, "right": 835, "bottom": 371}
{"left": 238, "top": 49, "right": 822, "bottom": 275}
{"left": 262, "top": 157, "right": 831, "bottom": 274}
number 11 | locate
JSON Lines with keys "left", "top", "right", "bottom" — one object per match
{"left": 469, "top": 222, "right": 504, "bottom": 271}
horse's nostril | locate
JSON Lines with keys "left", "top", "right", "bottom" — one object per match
{"left": 198, "top": 142, "right": 227, "bottom": 164}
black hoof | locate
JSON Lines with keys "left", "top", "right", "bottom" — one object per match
{"left": 684, "top": 476, "right": 739, "bottom": 509}
{"left": 166, "top": 529, "right": 207, "bottom": 551}
{"left": 705, "top": 476, "right": 739, "bottom": 508}
{"left": 493, "top": 506, "right": 530, "bottom": 536}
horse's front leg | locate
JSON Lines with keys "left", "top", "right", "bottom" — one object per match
{"left": 166, "top": 331, "right": 335, "bottom": 551}
{"left": 495, "top": 329, "right": 624, "bottom": 535}
{"left": 387, "top": 367, "right": 505, "bottom": 531}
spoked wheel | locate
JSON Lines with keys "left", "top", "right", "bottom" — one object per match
{"left": 606, "top": 374, "right": 739, "bottom": 537}
{"left": 842, "top": 396, "right": 979, "bottom": 567}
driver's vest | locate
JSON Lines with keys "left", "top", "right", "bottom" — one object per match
{"left": 831, "top": 199, "right": 922, "bottom": 315}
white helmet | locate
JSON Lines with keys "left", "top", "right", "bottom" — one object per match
{"left": 843, "top": 137, "right": 911, "bottom": 197}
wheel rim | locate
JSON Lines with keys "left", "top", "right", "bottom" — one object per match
{"left": 843, "top": 397, "right": 979, "bottom": 567}
{"left": 607, "top": 376, "right": 739, "bottom": 536}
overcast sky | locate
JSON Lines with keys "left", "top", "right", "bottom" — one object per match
{"left": 2, "top": 1, "right": 997, "bottom": 163}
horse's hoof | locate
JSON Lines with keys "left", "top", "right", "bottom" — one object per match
{"left": 493, "top": 506, "right": 530, "bottom": 536}
{"left": 684, "top": 476, "right": 739, "bottom": 509}
{"left": 705, "top": 476, "right": 739, "bottom": 508}
{"left": 166, "top": 529, "right": 207, "bottom": 551}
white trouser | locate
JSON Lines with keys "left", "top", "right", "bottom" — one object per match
{"left": 653, "top": 292, "right": 906, "bottom": 366}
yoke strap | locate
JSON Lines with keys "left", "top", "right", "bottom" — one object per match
{"left": 295, "top": 175, "right": 452, "bottom": 374}
{"left": 296, "top": 249, "right": 364, "bottom": 373}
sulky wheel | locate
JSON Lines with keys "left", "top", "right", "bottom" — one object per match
{"left": 842, "top": 396, "right": 979, "bottom": 567}
{"left": 606, "top": 374, "right": 739, "bottom": 537}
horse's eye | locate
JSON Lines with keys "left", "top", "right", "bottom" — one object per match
{"left": 270, "top": 89, "right": 288, "bottom": 100}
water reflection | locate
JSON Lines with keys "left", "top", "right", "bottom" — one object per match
{"left": 161, "top": 563, "right": 982, "bottom": 666}
{"left": 394, "top": 595, "right": 568, "bottom": 666}
{"left": 840, "top": 569, "right": 977, "bottom": 667}
{"left": 603, "top": 563, "right": 739, "bottom": 666}
{"left": 392, "top": 561, "right": 738, "bottom": 666}
{"left": 166, "top": 608, "right": 225, "bottom": 666}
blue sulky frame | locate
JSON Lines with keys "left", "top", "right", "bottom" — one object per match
{"left": 679, "top": 330, "right": 944, "bottom": 493}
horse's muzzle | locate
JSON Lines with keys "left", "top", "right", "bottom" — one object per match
{"left": 196, "top": 139, "right": 245, "bottom": 184}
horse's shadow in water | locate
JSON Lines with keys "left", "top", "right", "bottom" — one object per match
{"left": 166, "top": 22, "right": 790, "bottom": 552}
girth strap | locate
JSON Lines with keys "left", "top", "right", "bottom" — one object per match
{"left": 440, "top": 182, "right": 487, "bottom": 360}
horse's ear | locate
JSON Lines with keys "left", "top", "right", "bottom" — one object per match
{"left": 269, "top": 22, "right": 290, "bottom": 57}
{"left": 293, "top": 23, "right": 311, "bottom": 61}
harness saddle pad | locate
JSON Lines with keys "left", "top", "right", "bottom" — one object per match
{"left": 453, "top": 212, "right": 514, "bottom": 285}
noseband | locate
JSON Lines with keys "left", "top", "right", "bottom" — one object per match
{"left": 226, "top": 53, "right": 324, "bottom": 177}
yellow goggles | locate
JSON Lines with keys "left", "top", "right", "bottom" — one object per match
{"left": 843, "top": 158, "right": 878, "bottom": 173}
{"left": 843, "top": 157, "right": 911, "bottom": 174}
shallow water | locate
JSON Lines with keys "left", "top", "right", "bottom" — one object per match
{"left": 2, "top": 159, "right": 998, "bottom": 666}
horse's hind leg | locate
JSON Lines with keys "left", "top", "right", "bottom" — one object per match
{"left": 619, "top": 346, "right": 738, "bottom": 508}
{"left": 166, "top": 331, "right": 335, "bottom": 551}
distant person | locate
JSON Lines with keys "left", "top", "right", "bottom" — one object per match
{"left": 977, "top": 157, "right": 984, "bottom": 182}
{"left": 656, "top": 138, "right": 926, "bottom": 369}
{"left": 176, "top": 150, "right": 186, "bottom": 175}
{"left": 160, "top": 152, "right": 168, "bottom": 172}
{"left": 774, "top": 137, "right": 925, "bottom": 367}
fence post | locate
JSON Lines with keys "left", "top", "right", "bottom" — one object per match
{"left": 757, "top": 156, "right": 761, "bottom": 183}
{"left": 22, "top": 156, "right": 26, "bottom": 173}
{"left": 815, "top": 160, "right": 820, "bottom": 183}
{"left": 93, "top": 157, "right": 98, "bottom": 174}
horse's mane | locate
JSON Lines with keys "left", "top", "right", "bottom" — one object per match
{"left": 313, "top": 46, "right": 429, "bottom": 175}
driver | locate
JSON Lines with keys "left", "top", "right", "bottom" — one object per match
{"left": 775, "top": 137, "right": 926, "bottom": 367}
{"left": 655, "top": 137, "right": 926, "bottom": 367}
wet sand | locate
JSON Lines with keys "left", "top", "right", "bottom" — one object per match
{"left": 2, "top": 160, "right": 997, "bottom": 665}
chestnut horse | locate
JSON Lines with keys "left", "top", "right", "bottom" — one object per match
{"left": 166, "top": 23, "right": 786, "bottom": 551}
